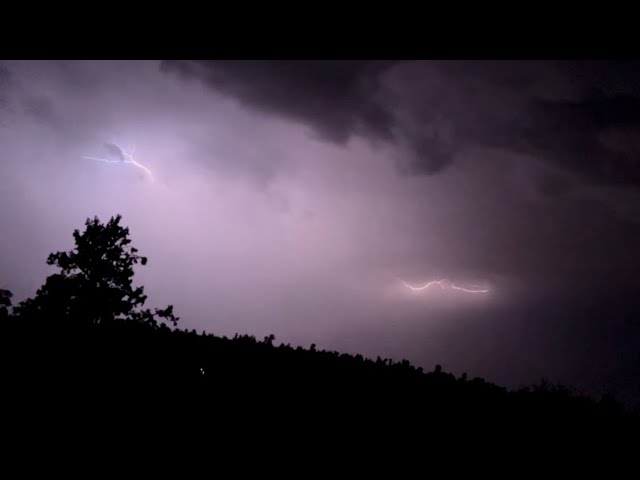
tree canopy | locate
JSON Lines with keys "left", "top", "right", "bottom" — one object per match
{"left": 0, "top": 288, "right": 11, "bottom": 321}
{"left": 13, "top": 215, "right": 178, "bottom": 328}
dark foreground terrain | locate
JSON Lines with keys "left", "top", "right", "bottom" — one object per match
{"left": 1, "top": 215, "right": 637, "bottom": 464}
{"left": 2, "top": 318, "right": 637, "bottom": 451}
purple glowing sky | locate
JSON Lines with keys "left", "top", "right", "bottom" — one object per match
{"left": 1, "top": 60, "right": 639, "bottom": 405}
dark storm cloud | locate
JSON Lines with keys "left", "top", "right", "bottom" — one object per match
{"left": 0, "top": 63, "right": 10, "bottom": 92}
{"left": 531, "top": 170, "right": 573, "bottom": 197}
{"left": 20, "top": 94, "right": 56, "bottom": 123}
{"left": 476, "top": 60, "right": 640, "bottom": 188}
{"left": 502, "top": 93, "right": 640, "bottom": 187}
{"left": 0, "top": 64, "right": 14, "bottom": 123}
{"left": 103, "top": 142, "right": 127, "bottom": 161}
{"left": 162, "top": 60, "right": 640, "bottom": 186}
{"left": 160, "top": 60, "right": 397, "bottom": 144}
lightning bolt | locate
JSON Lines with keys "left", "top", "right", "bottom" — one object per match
{"left": 84, "top": 142, "right": 154, "bottom": 180}
{"left": 398, "top": 278, "right": 489, "bottom": 294}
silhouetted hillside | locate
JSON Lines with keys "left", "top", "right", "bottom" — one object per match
{"left": 1, "top": 215, "right": 637, "bottom": 456}
{"left": 3, "top": 316, "right": 637, "bottom": 440}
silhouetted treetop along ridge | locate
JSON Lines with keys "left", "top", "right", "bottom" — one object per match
{"left": 1, "top": 215, "right": 637, "bottom": 437}
{"left": 11, "top": 214, "right": 178, "bottom": 327}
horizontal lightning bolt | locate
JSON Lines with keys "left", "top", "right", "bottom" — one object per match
{"left": 83, "top": 156, "right": 123, "bottom": 164}
{"left": 398, "top": 278, "right": 489, "bottom": 294}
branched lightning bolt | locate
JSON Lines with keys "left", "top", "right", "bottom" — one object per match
{"left": 84, "top": 142, "right": 154, "bottom": 180}
{"left": 398, "top": 278, "right": 489, "bottom": 294}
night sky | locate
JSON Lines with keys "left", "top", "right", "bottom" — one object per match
{"left": 1, "top": 60, "right": 639, "bottom": 406}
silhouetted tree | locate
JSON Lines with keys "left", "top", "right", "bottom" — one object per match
{"left": 0, "top": 288, "right": 12, "bottom": 321}
{"left": 15, "top": 215, "right": 178, "bottom": 328}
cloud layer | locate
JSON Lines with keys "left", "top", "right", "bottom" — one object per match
{"left": 162, "top": 60, "right": 640, "bottom": 187}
